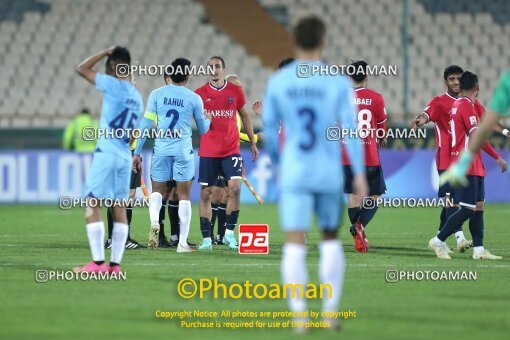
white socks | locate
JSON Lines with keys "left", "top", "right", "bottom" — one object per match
{"left": 473, "top": 246, "right": 485, "bottom": 254}
{"left": 281, "top": 243, "right": 308, "bottom": 313}
{"left": 319, "top": 240, "right": 345, "bottom": 313}
{"left": 225, "top": 229, "right": 233, "bottom": 236}
{"left": 87, "top": 219, "right": 128, "bottom": 264}
{"left": 455, "top": 231, "right": 466, "bottom": 244}
{"left": 111, "top": 222, "right": 129, "bottom": 264}
{"left": 433, "top": 236, "right": 443, "bottom": 246}
{"left": 86, "top": 222, "right": 105, "bottom": 262}
{"left": 178, "top": 200, "right": 191, "bottom": 246}
{"left": 149, "top": 192, "right": 163, "bottom": 225}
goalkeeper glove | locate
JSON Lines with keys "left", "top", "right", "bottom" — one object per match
{"left": 439, "top": 151, "right": 473, "bottom": 187}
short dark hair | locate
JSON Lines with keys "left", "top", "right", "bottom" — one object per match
{"left": 278, "top": 58, "right": 295, "bottom": 69}
{"left": 443, "top": 65, "right": 463, "bottom": 80}
{"left": 166, "top": 57, "right": 191, "bottom": 83}
{"left": 106, "top": 46, "right": 131, "bottom": 73}
{"left": 209, "top": 56, "right": 225, "bottom": 68}
{"left": 459, "top": 71, "right": 478, "bottom": 91}
{"left": 80, "top": 108, "right": 90, "bottom": 114}
{"left": 293, "top": 16, "right": 326, "bottom": 50}
{"left": 349, "top": 60, "right": 368, "bottom": 83}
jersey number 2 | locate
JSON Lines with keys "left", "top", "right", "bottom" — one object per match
{"left": 166, "top": 109, "right": 180, "bottom": 131}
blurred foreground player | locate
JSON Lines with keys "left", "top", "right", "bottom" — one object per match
{"left": 342, "top": 60, "right": 387, "bottom": 253}
{"left": 263, "top": 16, "right": 367, "bottom": 330}
{"left": 430, "top": 72, "right": 502, "bottom": 260}
{"left": 74, "top": 46, "right": 143, "bottom": 273}
{"left": 134, "top": 57, "right": 210, "bottom": 252}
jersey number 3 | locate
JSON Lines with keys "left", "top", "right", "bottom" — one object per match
{"left": 298, "top": 108, "right": 316, "bottom": 151}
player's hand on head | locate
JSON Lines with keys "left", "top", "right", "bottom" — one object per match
{"left": 252, "top": 100, "right": 262, "bottom": 115}
{"left": 250, "top": 143, "right": 259, "bottom": 162}
{"left": 105, "top": 45, "right": 117, "bottom": 55}
{"left": 496, "top": 157, "right": 508, "bottom": 173}
{"left": 353, "top": 174, "right": 368, "bottom": 198}
{"left": 132, "top": 154, "right": 142, "bottom": 174}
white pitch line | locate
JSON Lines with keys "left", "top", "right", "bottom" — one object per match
{"left": 1, "top": 262, "right": 509, "bottom": 268}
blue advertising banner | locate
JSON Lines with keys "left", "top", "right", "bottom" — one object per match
{"left": 0, "top": 149, "right": 508, "bottom": 203}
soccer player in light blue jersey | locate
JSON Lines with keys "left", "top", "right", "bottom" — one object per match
{"left": 262, "top": 17, "right": 368, "bottom": 331}
{"left": 133, "top": 58, "right": 211, "bottom": 252}
{"left": 74, "top": 46, "right": 143, "bottom": 274}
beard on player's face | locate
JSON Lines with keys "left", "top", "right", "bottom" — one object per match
{"left": 446, "top": 75, "right": 461, "bottom": 95}
{"left": 450, "top": 85, "right": 461, "bottom": 96}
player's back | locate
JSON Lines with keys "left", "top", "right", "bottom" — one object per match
{"left": 96, "top": 73, "right": 143, "bottom": 161}
{"left": 424, "top": 93, "right": 456, "bottom": 169}
{"left": 265, "top": 61, "right": 356, "bottom": 193}
{"left": 343, "top": 87, "right": 386, "bottom": 166}
{"left": 450, "top": 97, "right": 485, "bottom": 176}
{"left": 148, "top": 84, "right": 202, "bottom": 156}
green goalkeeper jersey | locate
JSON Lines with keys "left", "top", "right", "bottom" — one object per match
{"left": 489, "top": 69, "right": 510, "bottom": 117}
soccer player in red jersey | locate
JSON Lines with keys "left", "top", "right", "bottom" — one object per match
{"left": 342, "top": 60, "right": 387, "bottom": 253}
{"left": 195, "top": 56, "right": 259, "bottom": 250}
{"left": 429, "top": 72, "right": 502, "bottom": 260}
{"left": 412, "top": 66, "right": 507, "bottom": 251}
{"left": 209, "top": 74, "right": 264, "bottom": 245}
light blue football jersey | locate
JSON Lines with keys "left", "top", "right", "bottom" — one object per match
{"left": 262, "top": 60, "right": 364, "bottom": 193}
{"left": 95, "top": 73, "right": 143, "bottom": 161}
{"left": 135, "top": 84, "right": 209, "bottom": 156}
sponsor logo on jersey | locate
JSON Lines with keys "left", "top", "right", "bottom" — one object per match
{"left": 205, "top": 109, "right": 235, "bottom": 118}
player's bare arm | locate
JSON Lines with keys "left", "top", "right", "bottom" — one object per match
{"left": 491, "top": 122, "right": 510, "bottom": 137}
{"left": 469, "top": 109, "right": 503, "bottom": 158}
{"left": 76, "top": 46, "right": 116, "bottom": 84}
{"left": 411, "top": 112, "right": 428, "bottom": 129}
{"left": 252, "top": 100, "right": 262, "bottom": 116}
{"left": 238, "top": 105, "right": 259, "bottom": 161}
{"left": 132, "top": 154, "right": 142, "bottom": 174}
{"left": 250, "top": 100, "right": 264, "bottom": 142}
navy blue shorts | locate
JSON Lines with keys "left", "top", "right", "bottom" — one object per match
{"left": 214, "top": 176, "right": 226, "bottom": 188}
{"left": 437, "top": 169, "right": 454, "bottom": 197}
{"left": 343, "top": 165, "right": 386, "bottom": 196}
{"left": 453, "top": 175, "right": 484, "bottom": 209}
{"left": 198, "top": 154, "right": 243, "bottom": 186}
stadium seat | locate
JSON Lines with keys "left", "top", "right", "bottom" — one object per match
{"left": 0, "top": 0, "right": 274, "bottom": 126}
{"left": 258, "top": 0, "right": 510, "bottom": 119}
{"left": 1, "top": 0, "right": 509, "bottom": 125}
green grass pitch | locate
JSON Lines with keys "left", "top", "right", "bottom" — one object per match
{"left": 1, "top": 203, "right": 509, "bottom": 339}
